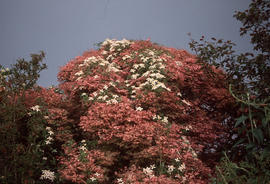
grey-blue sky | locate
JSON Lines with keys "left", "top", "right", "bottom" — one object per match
{"left": 0, "top": 0, "right": 252, "bottom": 87}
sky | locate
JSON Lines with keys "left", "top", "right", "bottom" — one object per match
{"left": 0, "top": 0, "right": 253, "bottom": 87}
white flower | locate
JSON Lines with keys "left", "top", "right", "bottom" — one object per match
{"left": 177, "top": 92, "right": 182, "bottom": 97}
{"left": 136, "top": 107, "right": 143, "bottom": 111}
{"left": 162, "top": 116, "right": 168, "bottom": 123}
{"left": 45, "top": 136, "right": 53, "bottom": 145}
{"left": 142, "top": 71, "right": 150, "bottom": 77}
{"left": 47, "top": 136, "right": 53, "bottom": 141}
{"left": 75, "top": 70, "right": 84, "bottom": 76}
{"left": 150, "top": 164, "right": 156, "bottom": 170}
{"left": 133, "top": 64, "right": 139, "bottom": 69}
{"left": 122, "top": 55, "right": 131, "bottom": 60}
{"left": 175, "top": 158, "right": 180, "bottom": 162}
{"left": 182, "top": 99, "right": 191, "bottom": 106}
{"left": 106, "top": 99, "right": 118, "bottom": 105}
{"left": 175, "top": 61, "right": 182, "bottom": 66}
{"left": 109, "top": 82, "right": 116, "bottom": 87}
{"left": 130, "top": 69, "right": 136, "bottom": 73}
{"left": 94, "top": 172, "right": 100, "bottom": 177}
{"left": 46, "top": 127, "right": 51, "bottom": 131}
{"left": 192, "top": 150, "right": 198, "bottom": 157}
{"left": 168, "top": 165, "right": 175, "bottom": 173}
{"left": 31, "top": 105, "right": 40, "bottom": 112}
{"left": 139, "top": 63, "right": 145, "bottom": 68}
{"left": 102, "top": 95, "right": 108, "bottom": 101}
{"left": 93, "top": 92, "right": 98, "bottom": 97}
{"left": 143, "top": 167, "right": 154, "bottom": 178}
{"left": 90, "top": 177, "right": 96, "bottom": 181}
{"left": 103, "top": 85, "right": 108, "bottom": 90}
{"left": 79, "top": 145, "right": 87, "bottom": 151}
{"left": 149, "top": 73, "right": 165, "bottom": 79}
{"left": 40, "top": 170, "right": 55, "bottom": 181}
{"left": 81, "top": 93, "right": 87, "bottom": 97}
{"left": 45, "top": 140, "right": 51, "bottom": 145}
{"left": 178, "top": 163, "right": 186, "bottom": 172}
{"left": 117, "top": 178, "right": 123, "bottom": 183}
{"left": 131, "top": 74, "right": 139, "bottom": 79}
{"left": 48, "top": 130, "right": 54, "bottom": 136}
{"left": 101, "top": 50, "right": 108, "bottom": 55}
{"left": 148, "top": 51, "right": 155, "bottom": 56}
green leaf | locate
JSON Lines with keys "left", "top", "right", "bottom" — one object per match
{"left": 253, "top": 128, "right": 264, "bottom": 144}
{"left": 235, "top": 115, "right": 248, "bottom": 127}
{"left": 262, "top": 117, "right": 268, "bottom": 128}
{"left": 232, "top": 138, "right": 245, "bottom": 148}
{"left": 246, "top": 143, "right": 256, "bottom": 150}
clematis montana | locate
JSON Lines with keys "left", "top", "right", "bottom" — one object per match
{"left": 54, "top": 39, "right": 235, "bottom": 183}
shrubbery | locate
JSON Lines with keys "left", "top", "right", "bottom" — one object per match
{"left": 1, "top": 39, "right": 235, "bottom": 183}
{"left": 189, "top": 0, "right": 270, "bottom": 183}
{"left": 1, "top": 1, "right": 269, "bottom": 183}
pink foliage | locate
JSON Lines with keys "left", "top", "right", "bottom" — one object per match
{"left": 47, "top": 39, "right": 235, "bottom": 183}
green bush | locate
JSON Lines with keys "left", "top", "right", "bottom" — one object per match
{"left": 0, "top": 52, "right": 60, "bottom": 183}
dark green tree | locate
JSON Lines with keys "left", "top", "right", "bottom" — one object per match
{"left": 189, "top": 0, "right": 270, "bottom": 183}
{"left": 189, "top": 0, "right": 269, "bottom": 99}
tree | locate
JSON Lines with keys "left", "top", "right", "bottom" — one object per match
{"left": 189, "top": 0, "right": 270, "bottom": 183}
{"left": 189, "top": 0, "right": 269, "bottom": 99}
{"left": 55, "top": 38, "right": 234, "bottom": 183}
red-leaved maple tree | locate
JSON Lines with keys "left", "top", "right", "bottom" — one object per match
{"left": 29, "top": 39, "right": 235, "bottom": 183}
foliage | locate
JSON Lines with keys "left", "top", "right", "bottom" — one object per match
{"left": 188, "top": 0, "right": 270, "bottom": 183}
{"left": 189, "top": 0, "right": 270, "bottom": 99}
{"left": 54, "top": 38, "right": 235, "bottom": 183}
{"left": 212, "top": 152, "right": 270, "bottom": 184}
{"left": 0, "top": 52, "right": 62, "bottom": 183}
{"left": 0, "top": 39, "right": 234, "bottom": 183}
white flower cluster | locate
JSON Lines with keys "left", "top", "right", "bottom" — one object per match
{"left": 175, "top": 61, "right": 182, "bottom": 67}
{"left": 0, "top": 68, "right": 9, "bottom": 73}
{"left": 180, "top": 136, "right": 198, "bottom": 158}
{"left": 122, "top": 54, "right": 132, "bottom": 61}
{"left": 126, "top": 49, "right": 171, "bottom": 93}
{"left": 40, "top": 170, "right": 55, "bottom": 182}
{"left": 183, "top": 125, "right": 193, "bottom": 131}
{"left": 88, "top": 82, "right": 121, "bottom": 105}
{"left": 100, "top": 38, "right": 132, "bottom": 62}
{"left": 143, "top": 164, "right": 155, "bottom": 178}
{"left": 0, "top": 67, "right": 9, "bottom": 81}
{"left": 117, "top": 178, "right": 124, "bottom": 184}
{"left": 89, "top": 172, "right": 100, "bottom": 182}
{"left": 152, "top": 114, "right": 169, "bottom": 124}
{"left": 28, "top": 105, "right": 41, "bottom": 116}
{"left": 135, "top": 106, "right": 143, "bottom": 111}
{"left": 31, "top": 105, "right": 41, "bottom": 112}
{"left": 178, "top": 163, "right": 186, "bottom": 172}
{"left": 76, "top": 56, "right": 120, "bottom": 81}
{"left": 45, "top": 127, "right": 54, "bottom": 145}
{"left": 101, "top": 38, "right": 132, "bottom": 53}
{"left": 167, "top": 165, "right": 175, "bottom": 174}
{"left": 79, "top": 140, "right": 87, "bottom": 151}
